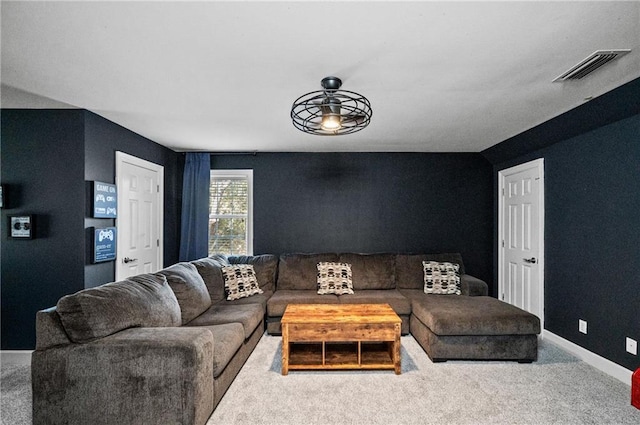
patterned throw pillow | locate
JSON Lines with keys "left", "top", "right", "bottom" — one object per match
{"left": 423, "top": 261, "right": 461, "bottom": 295}
{"left": 317, "top": 262, "right": 354, "bottom": 295}
{"left": 221, "top": 265, "right": 264, "bottom": 301}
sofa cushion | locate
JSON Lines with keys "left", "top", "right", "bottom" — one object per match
{"left": 317, "top": 262, "right": 354, "bottom": 295}
{"left": 56, "top": 273, "right": 181, "bottom": 343}
{"left": 338, "top": 290, "right": 412, "bottom": 315}
{"left": 267, "top": 290, "right": 340, "bottom": 317}
{"left": 191, "top": 255, "right": 230, "bottom": 303}
{"left": 411, "top": 295, "right": 541, "bottom": 336}
{"left": 194, "top": 323, "right": 245, "bottom": 377}
{"left": 186, "top": 303, "right": 263, "bottom": 339}
{"left": 338, "top": 253, "right": 396, "bottom": 290}
{"left": 395, "top": 253, "right": 465, "bottom": 289}
{"left": 158, "top": 263, "right": 212, "bottom": 324}
{"left": 217, "top": 290, "right": 273, "bottom": 310}
{"left": 222, "top": 265, "right": 264, "bottom": 300}
{"left": 423, "top": 261, "right": 461, "bottom": 295}
{"left": 277, "top": 253, "right": 339, "bottom": 290}
{"left": 228, "top": 254, "right": 278, "bottom": 293}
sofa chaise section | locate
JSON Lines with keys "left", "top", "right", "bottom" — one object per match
{"left": 407, "top": 294, "right": 541, "bottom": 362}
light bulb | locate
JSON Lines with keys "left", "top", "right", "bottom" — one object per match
{"left": 321, "top": 114, "right": 342, "bottom": 131}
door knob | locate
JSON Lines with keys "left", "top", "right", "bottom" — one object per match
{"left": 123, "top": 257, "right": 138, "bottom": 264}
{"left": 523, "top": 257, "right": 537, "bottom": 264}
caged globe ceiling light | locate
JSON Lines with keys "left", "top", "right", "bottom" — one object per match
{"left": 291, "top": 76, "right": 372, "bottom": 136}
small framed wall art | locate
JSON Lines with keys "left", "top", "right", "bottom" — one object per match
{"left": 93, "top": 227, "right": 117, "bottom": 263}
{"left": 93, "top": 181, "right": 117, "bottom": 218}
{"left": 9, "top": 215, "right": 34, "bottom": 239}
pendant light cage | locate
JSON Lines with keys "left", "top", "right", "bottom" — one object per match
{"left": 291, "top": 77, "right": 372, "bottom": 136}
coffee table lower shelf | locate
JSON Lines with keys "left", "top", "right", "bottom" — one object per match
{"left": 286, "top": 341, "right": 397, "bottom": 371}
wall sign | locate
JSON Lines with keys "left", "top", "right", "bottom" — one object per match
{"left": 93, "top": 181, "right": 117, "bottom": 218}
{"left": 9, "top": 215, "right": 34, "bottom": 239}
{"left": 93, "top": 227, "right": 117, "bottom": 263}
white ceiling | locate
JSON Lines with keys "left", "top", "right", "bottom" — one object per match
{"left": 2, "top": 1, "right": 639, "bottom": 153}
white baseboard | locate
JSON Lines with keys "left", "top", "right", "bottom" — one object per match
{"left": 542, "top": 330, "right": 632, "bottom": 386}
{"left": 0, "top": 350, "right": 32, "bottom": 366}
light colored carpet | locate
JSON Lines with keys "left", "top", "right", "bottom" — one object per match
{"left": 1, "top": 364, "right": 31, "bottom": 425}
{"left": 2, "top": 335, "right": 640, "bottom": 424}
{"left": 207, "top": 335, "right": 640, "bottom": 425}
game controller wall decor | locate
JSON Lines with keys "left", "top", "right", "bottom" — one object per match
{"left": 92, "top": 181, "right": 117, "bottom": 218}
{"left": 93, "top": 227, "right": 117, "bottom": 263}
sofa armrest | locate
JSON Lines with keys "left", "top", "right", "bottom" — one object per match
{"left": 32, "top": 327, "right": 214, "bottom": 425}
{"left": 460, "top": 274, "right": 488, "bottom": 296}
{"left": 35, "top": 307, "right": 72, "bottom": 350}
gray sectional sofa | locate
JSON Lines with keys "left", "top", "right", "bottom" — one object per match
{"left": 266, "top": 252, "right": 487, "bottom": 335}
{"left": 32, "top": 255, "right": 276, "bottom": 425}
{"left": 32, "top": 252, "right": 540, "bottom": 425}
{"left": 266, "top": 253, "right": 540, "bottom": 363}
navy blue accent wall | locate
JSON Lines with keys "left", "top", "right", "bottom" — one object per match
{"left": 1, "top": 109, "right": 181, "bottom": 349}
{"left": 211, "top": 153, "right": 494, "bottom": 287}
{"left": 83, "top": 111, "right": 182, "bottom": 288}
{"left": 486, "top": 108, "right": 640, "bottom": 370}
{"left": 483, "top": 78, "right": 640, "bottom": 165}
{"left": 1, "top": 110, "right": 86, "bottom": 349}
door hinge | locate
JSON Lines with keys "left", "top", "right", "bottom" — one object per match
{"left": 157, "top": 239, "right": 160, "bottom": 247}
{"left": 502, "top": 188, "right": 505, "bottom": 196}
{"left": 501, "top": 293, "right": 505, "bottom": 301}
{"left": 157, "top": 185, "right": 160, "bottom": 193}
{"left": 502, "top": 240, "right": 505, "bottom": 248}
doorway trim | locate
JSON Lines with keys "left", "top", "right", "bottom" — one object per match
{"left": 498, "top": 158, "right": 545, "bottom": 329}
{"left": 115, "top": 151, "right": 164, "bottom": 281}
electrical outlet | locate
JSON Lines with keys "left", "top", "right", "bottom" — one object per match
{"left": 626, "top": 337, "right": 637, "bottom": 355}
{"left": 579, "top": 319, "right": 587, "bottom": 334}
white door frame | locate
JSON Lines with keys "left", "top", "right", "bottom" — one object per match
{"left": 115, "top": 151, "right": 164, "bottom": 281}
{"left": 498, "top": 158, "right": 545, "bottom": 328}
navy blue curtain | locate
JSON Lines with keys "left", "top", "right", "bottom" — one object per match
{"left": 179, "top": 152, "right": 210, "bottom": 261}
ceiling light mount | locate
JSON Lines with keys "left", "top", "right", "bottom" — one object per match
{"left": 291, "top": 76, "right": 372, "bottom": 136}
{"left": 321, "top": 76, "right": 342, "bottom": 92}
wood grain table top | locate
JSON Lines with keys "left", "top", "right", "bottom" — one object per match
{"left": 281, "top": 303, "right": 401, "bottom": 324}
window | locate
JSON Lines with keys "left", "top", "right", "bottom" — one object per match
{"left": 209, "top": 170, "right": 253, "bottom": 256}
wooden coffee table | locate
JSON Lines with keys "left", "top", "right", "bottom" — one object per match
{"left": 281, "top": 304, "right": 402, "bottom": 375}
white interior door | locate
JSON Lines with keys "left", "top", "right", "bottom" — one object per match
{"left": 498, "top": 158, "right": 544, "bottom": 325}
{"left": 115, "top": 152, "right": 164, "bottom": 281}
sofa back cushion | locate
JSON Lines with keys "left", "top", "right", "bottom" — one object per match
{"left": 157, "top": 262, "right": 212, "bottom": 324}
{"left": 338, "top": 253, "right": 396, "bottom": 290}
{"left": 56, "top": 273, "right": 181, "bottom": 343}
{"left": 227, "top": 254, "right": 278, "bottom": 293}
{"left": 277, "top": 253, "right": 339, "bottom": 290}
{"left": 191, "top": 255, "right": 230, "bottom": 303}
{"left": 395, "top": 253, "right": 465, "bottom": 289}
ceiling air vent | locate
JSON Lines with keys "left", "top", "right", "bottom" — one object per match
{"left": 553, "top": 49, "right": 631, "bottom": 82}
